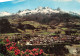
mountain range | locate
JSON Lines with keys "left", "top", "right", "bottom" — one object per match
{"left": 0, "top": 7, "right": 80, "bottom": 17}
{"left": 0, "top": 7, "right": 80, "bottom": 33}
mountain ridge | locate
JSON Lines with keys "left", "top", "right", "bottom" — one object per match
{"left": 0, "top": 7, "right": 80, "bottom": 17}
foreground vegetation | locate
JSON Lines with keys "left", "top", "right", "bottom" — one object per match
{"left": 0, "top": 13, "right": 80, "bottom": 56}
{"left": 0, "top": 38, "right": 49, "bottom": 56}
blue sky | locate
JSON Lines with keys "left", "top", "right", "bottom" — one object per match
{"left": 0, "top": 0, "right": 80, "bottom": 13}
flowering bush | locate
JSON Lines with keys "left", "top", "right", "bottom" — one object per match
{"left": 15, "top": 49, "right": 20, "bottom": 55}
{"left": 20, "top": 48, "right": 44, "bottom": 56}
{"left": 6, "top": 38, "right": 10, "bottom": 43}
{"left": 3, "top": 38, "right": 49, "bottom": 56}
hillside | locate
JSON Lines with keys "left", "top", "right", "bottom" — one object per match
{"left": 0, "top": 7, "right": 80, "bottom": 38}
{"left": 0, "top": 13, "right": 80, "bottom": 36}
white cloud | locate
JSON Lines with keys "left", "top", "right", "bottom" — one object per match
{"left": 76, "top": 0, "right": 80, "bottom": 2}
{"left": 53, "top": 0, "right": 72, "bottom": 2}
{"left": 0, "top": 0, "right": 12, "bottom": 2}
{"left": 0, "top": 0, "right": 25, "bottom": 3}
{"left": 13, "top": 0, "right": 25, "bottom": 3}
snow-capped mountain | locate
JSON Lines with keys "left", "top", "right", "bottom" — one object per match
{"left": 0, "top": 12, "right": 12, "bottom": 17}
{"left": 17, "top": 7, "right": 62, "bottom": 16}
{"left": 0, "top": 7, "right": 80, "bottom": 17}
{"left": 17, "top": 9, "right": 31, "bottom": 15}
{"left": 17, "top": 7, "right": 80, "bottom": 16}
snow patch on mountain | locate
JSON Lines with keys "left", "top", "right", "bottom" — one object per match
{"left": 17, "top": 7, "right": 61, "bottom": 16}
{"left": 0, "top": 7, "right": 80, "bottom": 17}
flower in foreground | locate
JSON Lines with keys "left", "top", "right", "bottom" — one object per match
{"left": 39, "top": 49, "right": 44, "bottom": 54}
{"left": 25, "top": 54, "right": 29, "bottom": 56}
{"left": 35, "top": 52, "right": 38, "bottom": 55}
{"left": 6, "top": 38, "right": 10, "bottom": 43}
{"left": 32, "top": 48, "right": 37, "bottom": 52}
{"left": 15, "top": 49, "right": 20, "bottom": 55}
{"left": 21, "top": 51, "right": 25, "bottom": 54}
{"left": 9, "top": 46, "right": 14, "bottom": 51}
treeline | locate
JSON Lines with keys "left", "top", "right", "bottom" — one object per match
{"left": 0, "top": 13, "right": 80, "bottom": 33}
{"left": 0, "top": 19, "right": 18, "bottom": 33}
{"left": 0, "top": 13, "right": 80, "bottom": 25}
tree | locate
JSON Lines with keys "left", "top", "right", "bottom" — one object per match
{"left": 17, "top": 23, "right": 24, "bottom": 30}
{"left": 0, "top": 19, "right": 13, "bottom": 33}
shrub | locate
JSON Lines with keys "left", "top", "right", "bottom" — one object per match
{"left": 3, "top": 38, "right": 49, "bottom": 56}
